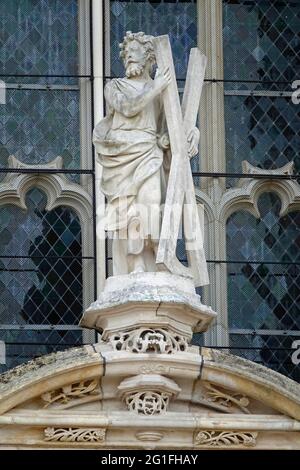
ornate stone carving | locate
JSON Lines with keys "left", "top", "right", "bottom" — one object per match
{"left": 1, "top": 156, "right": 93, "bottom": 219}
{"left": 203, "top": 382, "right": 250, "bottom": 414}
{"left": 118, "top": 374, "right": 180, "bottom": 415}
{"left": 125, "top": 391, "right": 170, "bottom": 415}
{"left": 194, "top": 430, "right": 258, "bottom": 448}
{"left": 139, "top": 364, "right": 169, "bottom": 374}
{"left": 219, "top": 162, "right": 300, "bottom": 222}
{"left": 41, "top": 379, "right": 101, "bottom": 409}
{"left": 109, "top": 327, "right": 189, "bottom": 354}
{"left": 0, "top": 157, "right": 94, "bottom": 308}
{"left": 8, "top": 154, "right": 64, "bottom": 171}
{"left": 44, "top": 427, "right": 106, "bottom": 443}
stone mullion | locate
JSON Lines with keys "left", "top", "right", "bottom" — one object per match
{"left": 197, "top": 0, "right": 229, "bottom": 347}
{"left": 78, "top": 0, "right": 96, "bottom": 343}
{"left": 92, "top": 0, "right": 107, "bottom": 295}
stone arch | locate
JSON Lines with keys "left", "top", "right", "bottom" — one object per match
{"left": 0, "top": 157, "right": 93, "bottom": 238}
{"left": 0, "top": 157, "right": 94, "bottom": 310}
{"left": 0, "top": 345, "right": 299, "bottom": 449}
{"left": 219, "top": 178, "right": 300, "bottom": 223}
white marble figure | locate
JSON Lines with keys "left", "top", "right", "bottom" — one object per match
{"left": 93, "top": 31, "right": 200, "bottom": 276}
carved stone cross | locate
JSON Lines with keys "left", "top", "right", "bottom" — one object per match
{"left": 153, "top": 35, "right": 209, "bottom": 287}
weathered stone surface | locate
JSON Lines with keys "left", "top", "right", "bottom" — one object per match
{"left": 202, "top": 348, "right": 300, "bottom": 421}
{"left": 0, "top": 345, "right": 300, "bottom": 449}
{"left": 0, "top": 30, "right": 299, "bottom": 451}
{"left": 80, "top": 272, "right": 216, "bottom": 337}
{"left": 0, "top": 346, "right": 103, "bottom": 416}
{"left": 0, "top": 347, "right": 94, "bottom": 388}
{"left": 93, "top": 32, "right": 207, "bottom": 286}
{"left": 202, "top": 348, "right": 300, "bottom": 403}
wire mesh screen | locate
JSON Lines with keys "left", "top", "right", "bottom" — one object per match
{"left": 225, "top": 94, "right": 300, "bottom": 181}
{"left": 0, "top": 88, "right": 80, "bottom": 170}
{"left": 0, "top": 187, "right": 96, "bottom": 371}
{"left": 0, "top": 0, "right": 96, "bottom": 372}
{"left": 0, "top": 189, "right": 83, "bottom": 325}
{"left": 223, "top": 0, "right": 299, "bottom": 83}
{"left": 226, "top": 193, "right": 300, "bottom": 382}
{"left": 230, "top": 333, "right": 300, "bottom": 383}
{"left": 109, "top": 0, "right": 197, "bottom": 79}
{"left": 104, "top": 0, "right": 300, "bottom": 383}
{"left": 223, "top": 0, "right": 300, "bottom": 184}
{"left": 221, "top": 0, "right": 300, "bottom": 383}
{"left": 0, "top": 328, "right": 83, "bottom": 374}
{"left": 0, "top": 0, "right": 79, "bottom": 84}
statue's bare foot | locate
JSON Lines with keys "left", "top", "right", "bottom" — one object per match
{"left": 132, "top": 265, "right": 145, "bottom": 274}
{"left": 130, "top": 254, "right": 146, "bottom": 274}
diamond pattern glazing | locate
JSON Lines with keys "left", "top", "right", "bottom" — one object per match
{"left": 0, "top": 89, "right": 80, "bottom": 168}
{"left": 225, "top": 95, "right": 300, "bottom": 177}
{"left": 227, "top": 192, "right": 300, "bottom": 381}
{"left": 0, "top": 0, "right": 79, "bottom": 83}
{"left": 223, "top": 1, "right": 300, "bottom": 178}
{"left": 110, "top": 0, "right": 197, "bottom": 79}
{"left": 0, "top": 188, "right": 83, "bottom": 326}
{"left": 0, "top": 329, "right": 83, "bottom": 373}
{"left": 223, "top": 0, "right": 300, "bottom": 83}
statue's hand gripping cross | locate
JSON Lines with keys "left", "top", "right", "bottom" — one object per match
{"left": 153, "top": 35, "right": 209, "bottom": 287}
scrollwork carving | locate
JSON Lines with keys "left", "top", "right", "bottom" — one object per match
{"left": 194, "top": 430, "right": 257, "bottom": 447}
{"left": 109, "top": 328, "right": 189, "bottom": 354}
{"left": 125, "top": 391, "right": 170, "bottom": 415}
{"left": 44, "top": 427, "right": 106, "bottom": 443}
{"left": 41, "top": 379, "right": 101, "bottom": 409}
{"left": 203, "top": 383, "right": 250, "bottom": 414}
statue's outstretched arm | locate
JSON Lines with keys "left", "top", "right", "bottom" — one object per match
{"left": 104, "top": 69, "right": 171, "bottom": 118}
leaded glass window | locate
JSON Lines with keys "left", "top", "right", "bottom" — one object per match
{"left": 109, "top": 0, "right": 197, "bottom": 79}
{"left": 223, "top": 0, "right": 300, "bottom": 179}
{"left": 0, "top": 329, "right": 82, "bottom": 373}
{"left": 0, "top": 0, "right": 94, "bottom": 371}
{"left": 227, "top": 192, "right": 300, "bottom": 381}
{"left": 223, "top": 0, "right": 299, "bottom": 83}
{"left": 224, "top": 94, "right": 300, "bottom": 177}
{"left": 0, "top": 0, "right": 79, "bottom": 81}
{"left": 0, "top": 188, "right": 84, "bottom": 372}
{"left": 0, "top": 89, "right": 80, "bottom": 168}
{"left": 0, "top": 0, "right": 80, "bottom": 169}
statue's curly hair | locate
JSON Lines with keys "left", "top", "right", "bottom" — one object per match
{"left": 119, "top": 31, "right": 156, "bottom": 66}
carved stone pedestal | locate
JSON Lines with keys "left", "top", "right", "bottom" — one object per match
{"left": 80, "top": 272, "right": 217, "bottom": 343}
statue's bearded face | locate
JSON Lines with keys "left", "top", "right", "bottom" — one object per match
{"left": 124, "top": 40, "right": 148, "bottom": 78}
